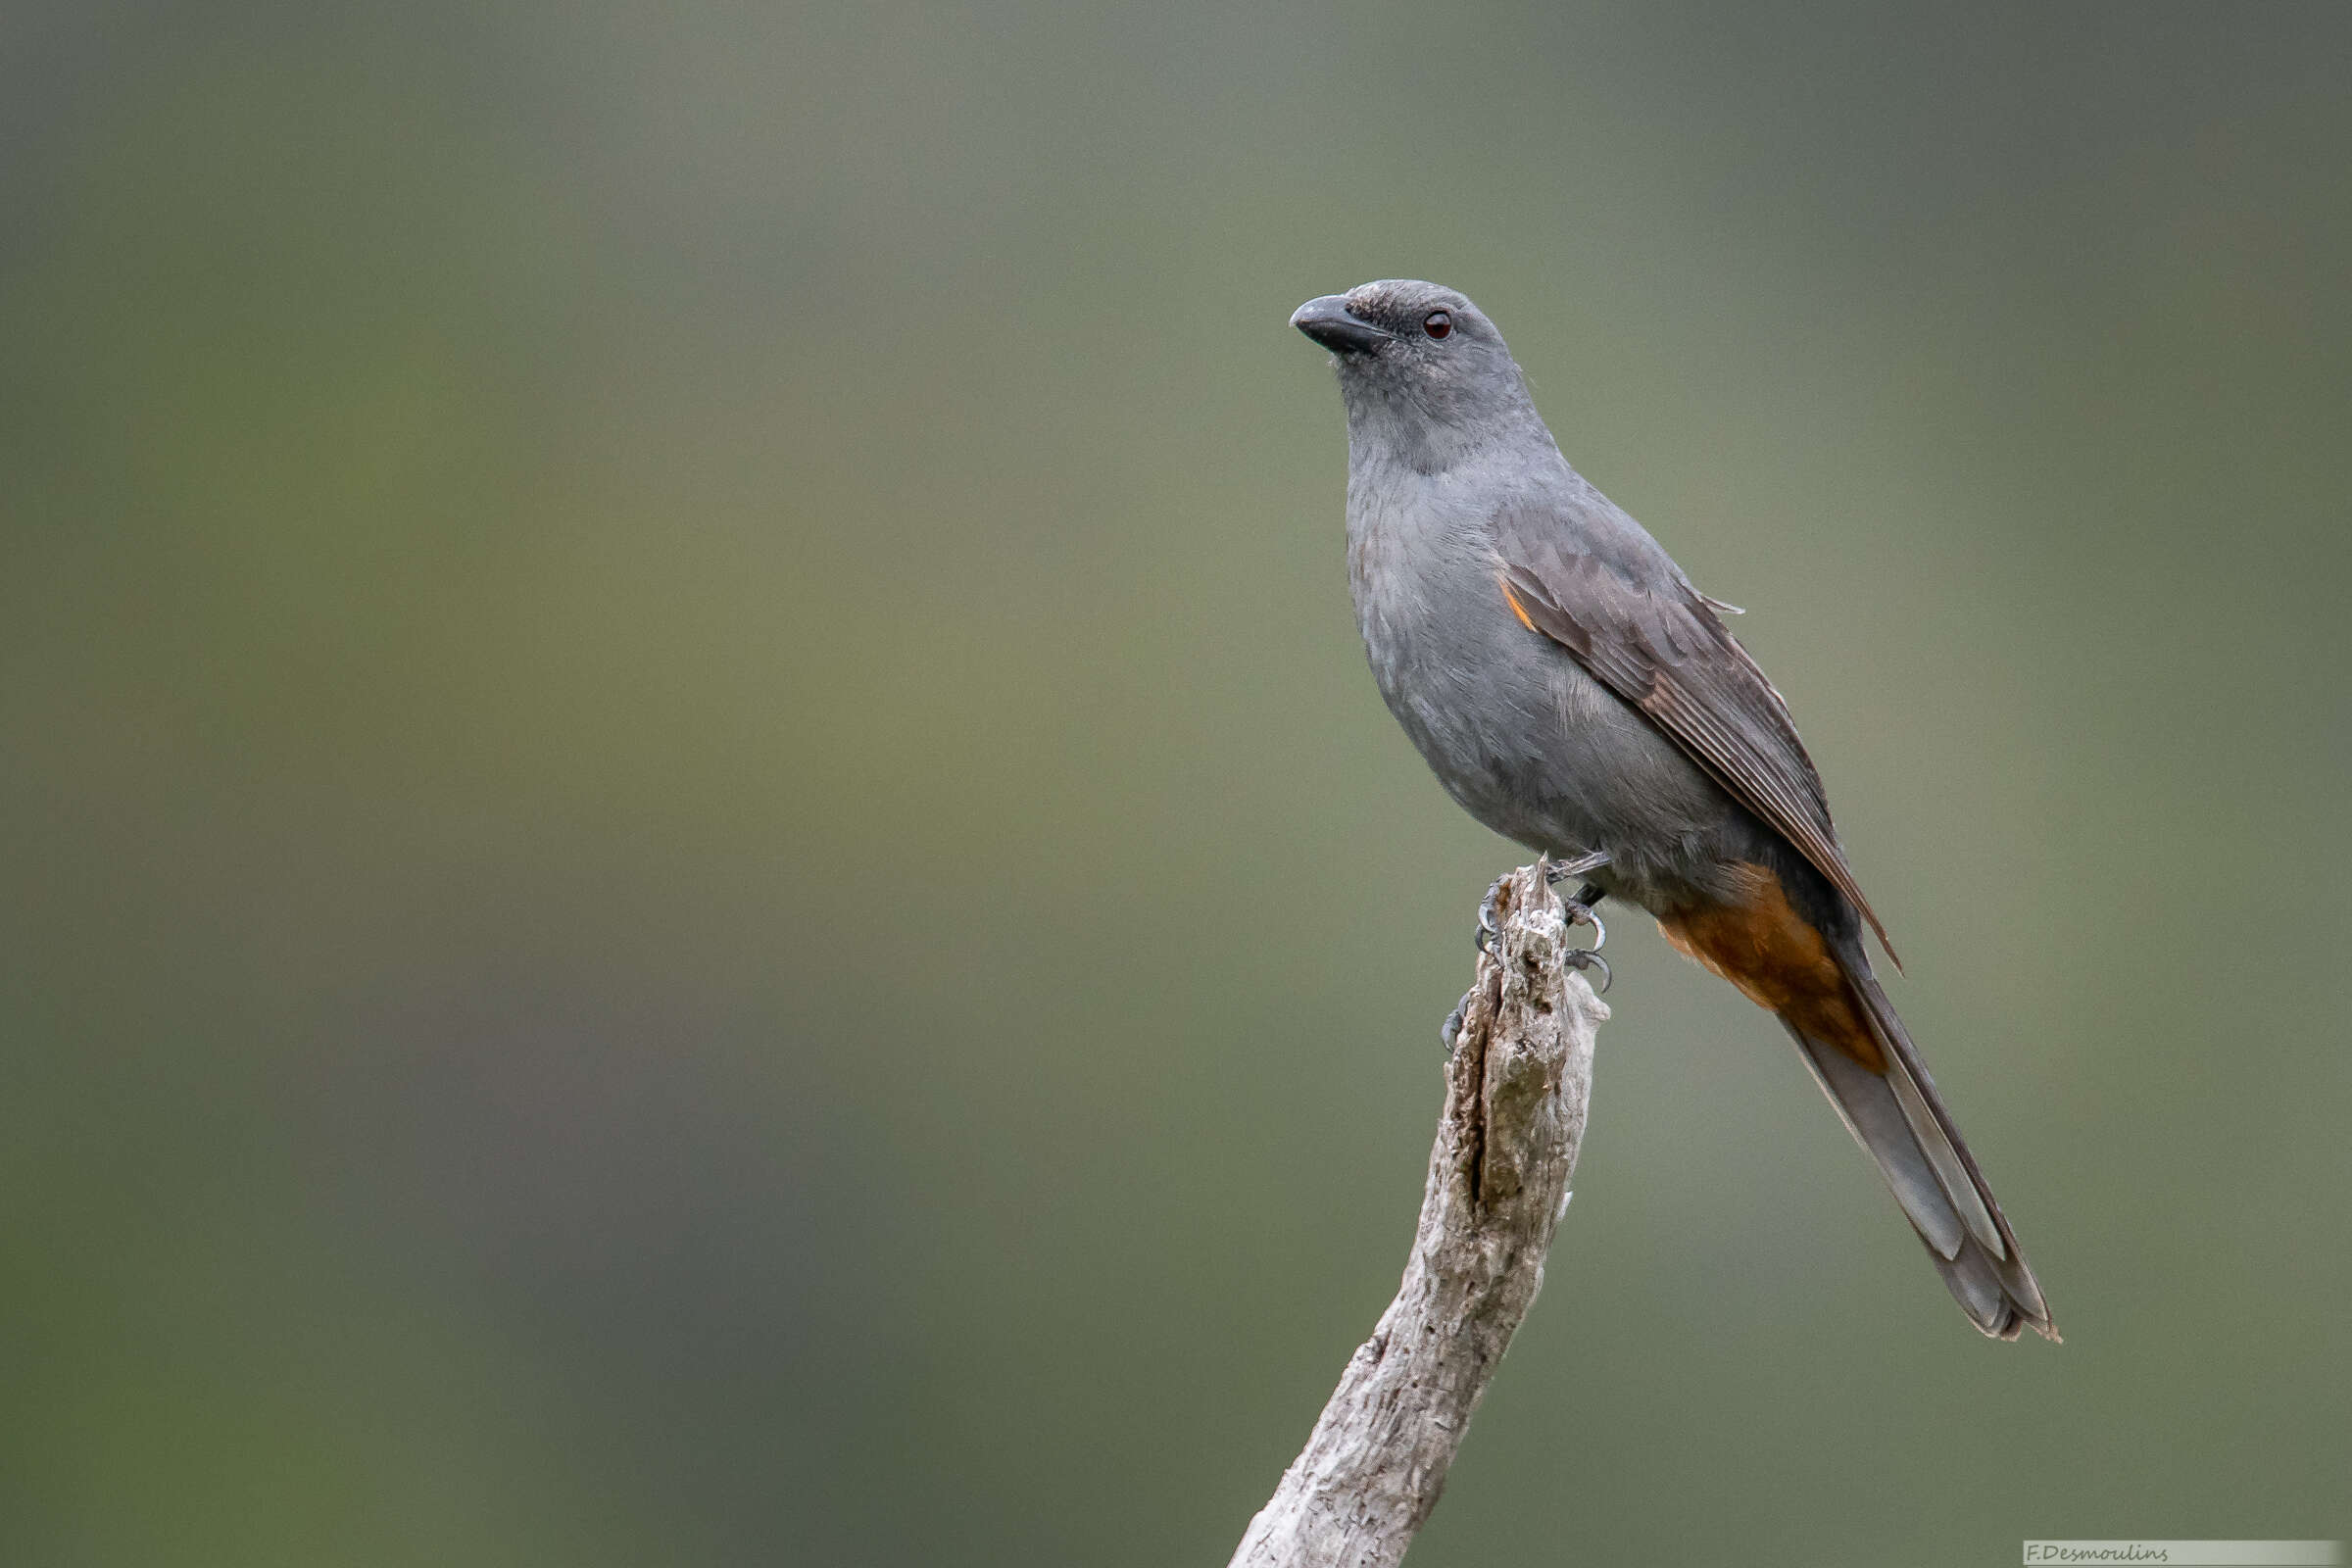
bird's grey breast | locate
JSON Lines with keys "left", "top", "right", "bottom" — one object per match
{"left": 1344, "top": 455, "right": 1608, "bottom": 849}
{"left": 1343, "top": 451, "right": 1737, "bottom": 890}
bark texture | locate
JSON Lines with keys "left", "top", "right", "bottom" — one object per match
{"left": 1229, "top": 863, "right": 1606, "bottom": 1568}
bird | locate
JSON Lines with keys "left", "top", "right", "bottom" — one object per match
{"left": 1290, "top": 279, "right": 2054, "bottom": 1342}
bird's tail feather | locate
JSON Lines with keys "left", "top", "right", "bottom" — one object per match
{"left": 1782, "top": 969, "right": 2056, "bottom": 1342}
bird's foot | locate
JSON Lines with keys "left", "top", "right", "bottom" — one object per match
{"left": 1479, "top": 858, "right": 1610, "bottom": 958}
{"left": 1441, "top": 985, "right": 1478, "bottom": 1056}
{"left": 1473, "top": 874, "right": 1507, "bottom": 956}
{"left": 1562, "top": 945, "right": 1611, "bottom": 994}
{"left": 1557, "top": 886, "right": 1607, "bottom": 955}
{"left": 1464, "top": 860, "right": 1611, "bottom": 1044}
{"left": 1555, "top": 870, "right": 1611, "bottom": 994}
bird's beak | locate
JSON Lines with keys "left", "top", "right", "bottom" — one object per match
{"left": 1291, "top": 295, "right": 1393, "bottom": 355}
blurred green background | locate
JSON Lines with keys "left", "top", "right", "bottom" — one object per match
{"left": 5, "top": 2, "right": 2347, "bottom": 1563}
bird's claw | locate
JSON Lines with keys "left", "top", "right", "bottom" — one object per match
{"left": 1478, "top": 864, "right": 1612, "bottom": 994}
{"left": 1482, "top": 867, "right": 1605, "bottom": 949}
{"left": 1473, "top": 875, "right": 1505, "bottom": 956}
{"left": 1556, "top": 873, "right": 1610, "bottom": 992}
{"left": 1560, "top": 898, "right": 1606, "bottom": 953}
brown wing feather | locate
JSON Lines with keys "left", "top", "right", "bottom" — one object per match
{"left": 1497, "top": 548, "right": 1900, "bottom": 966}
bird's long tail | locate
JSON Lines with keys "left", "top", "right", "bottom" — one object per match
{"left": 1657, "top": 874, "right": 2055, "bottom": 1341}
{"left": 1786, "top": 962, "right": 2055, "bottom": 1341}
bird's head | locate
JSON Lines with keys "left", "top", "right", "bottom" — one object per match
{"left": 1290, "top": 279, "right": 1541, "bottom": 469}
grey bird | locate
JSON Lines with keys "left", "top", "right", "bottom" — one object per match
{"left": 1291, "top": 279, "right": 2054, "bottom": 1341}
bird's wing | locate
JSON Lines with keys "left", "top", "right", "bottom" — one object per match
{"left": 1494, "top": 508, "right": 1898, "bottom": 964}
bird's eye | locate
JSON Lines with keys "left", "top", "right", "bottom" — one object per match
{"left": 1423, "top": 311, "right": 1452, "bottom": 339}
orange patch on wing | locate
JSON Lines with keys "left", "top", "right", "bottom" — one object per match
{"left": 1500, "top": 578, "right": 1538, "bottom": 632}
{"left": 1656, "top": 863, "right": 1886, "bottom": 1072}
